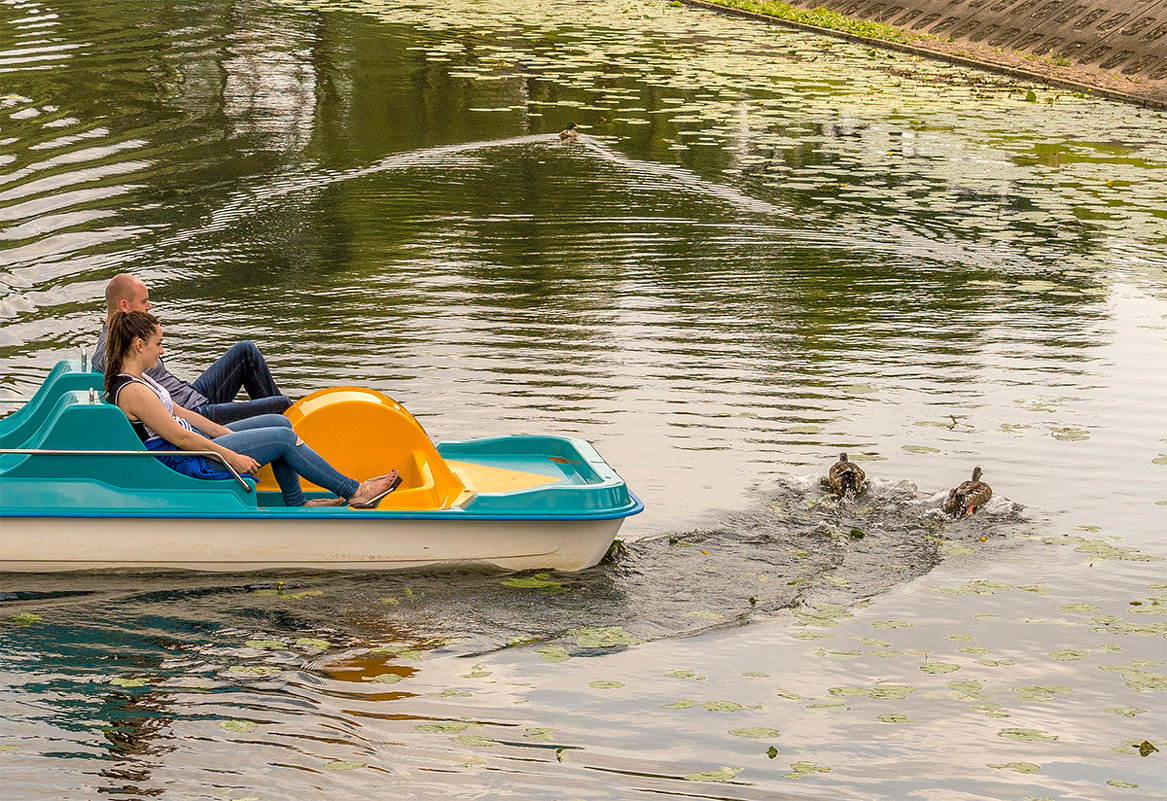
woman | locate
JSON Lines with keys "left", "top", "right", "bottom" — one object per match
{"left": 104, "top": 310, "right": 399, "bottom": 508}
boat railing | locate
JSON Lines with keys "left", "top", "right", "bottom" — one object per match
{"left": 0, "top": 447, "right": 254, "bottom": 493}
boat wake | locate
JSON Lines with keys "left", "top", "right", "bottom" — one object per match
{"left": 0, "top": 473, "right": 1029, "bottom": 672}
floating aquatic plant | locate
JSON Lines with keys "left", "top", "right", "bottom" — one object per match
{"left": 998, "top": 727, "right": 1057, "bottom": 742}
{"left": 988, "top": 761, "right": 1040, "bottom": 773}
{"left": 570, "top": 626, "right": 641, "bottom": 647}
{"left": 785, "top": 760, "right": 831, "bottom": 780}
{"left": 220, "top": 720, "right": 258, "bottom": 733}
{"left": 684, "top": 766, "right": 741, "bottom": 782}
{"left": 452, "top": 735, "right": 500, "bottom": 747}
{"left": 244, "top": 639, "right": 286, "bottom": 650}
{"left": 365, "top": 673, "right": 402, "bottom": 684}
{"left": 295, "top": 638, "right": 331, "bottom": 651}
{"left": 537, "top": 645, "right": 570, "bottom": 663}
{"left": 417, "top": 721, "right": 481, "bottom": 733}
{"left": 502, "top": 573, "right": 564, "bottom": 591}
{"left": 702, "top": 700, "right": 752, "bottom": 712}
{"left": 728, "top": 727, "right": 780, "bottom": 738}
{"left": 110, "top": 677, "right": 148, "bottom": 688}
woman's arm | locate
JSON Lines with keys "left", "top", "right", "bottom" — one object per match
{"left": 172, "top": 405, "right": 231, "bottom": 438}
{"left": 118, "top": 383, "right": 259, "bottom": 475}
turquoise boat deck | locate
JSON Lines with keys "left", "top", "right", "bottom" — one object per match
{"left": 0, "top": 361, "right": 642, "bottom": 522}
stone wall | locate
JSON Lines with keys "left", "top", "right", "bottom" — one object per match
{"left": 784, "top": 0, "right": 1167, "bottom": 82}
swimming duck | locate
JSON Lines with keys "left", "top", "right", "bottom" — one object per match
{"left": 944, "top": 466, "right": 992, "bottom": 518}
{"left": 828, "top": 452, "right": 865, "bottom": 497}
{"left": 559, "top": 121, "right": 578, "bottom": 140}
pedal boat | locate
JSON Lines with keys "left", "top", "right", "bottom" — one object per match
{"left": 0, "top": 361, "right": 642, "bottom": 572}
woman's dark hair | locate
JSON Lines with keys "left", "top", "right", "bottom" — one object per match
{"left": 104, "top": 310, "right": 161, "bottom": 397}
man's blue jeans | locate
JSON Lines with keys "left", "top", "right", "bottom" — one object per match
{"left": 191, "top": 341, "right": 293, "bottom": 425}
{"left": 215, "top": 415, "right": 359, "bottom": 506}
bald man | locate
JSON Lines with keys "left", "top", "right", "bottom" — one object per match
{"left": 92, "top": 274, "right": 293, "bottom": 424}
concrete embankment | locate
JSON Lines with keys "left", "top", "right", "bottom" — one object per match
{"left": 682, "top": 0, "right": 1167, "bottom": 108}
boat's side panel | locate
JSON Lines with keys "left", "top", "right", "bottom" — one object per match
{"left": 0, "top": 515, "right": 622, "bottom": 573}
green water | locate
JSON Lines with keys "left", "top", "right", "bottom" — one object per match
{"left": 1, "top": 0, "right": 1165, "bottom": 798}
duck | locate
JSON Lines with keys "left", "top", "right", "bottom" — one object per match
{"left": 559, "top": 121, "right": 578, "bottom": 140}
{"left": 944, "top": 466, "right": 992, "bottom": 518}
{"left": 828, "top": 452, "right": 866, "bottom": 498}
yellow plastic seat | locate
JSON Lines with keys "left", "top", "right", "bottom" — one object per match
{"left": 254, "top": 387, "right": 467, "bottom": 510}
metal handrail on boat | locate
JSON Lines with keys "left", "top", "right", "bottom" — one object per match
{"left": 0, "top": 447, "right": 254, "bottom": 493}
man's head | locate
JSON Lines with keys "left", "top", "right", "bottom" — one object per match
{"left": 105, "top": 274, "right": 151, "bottom": 320}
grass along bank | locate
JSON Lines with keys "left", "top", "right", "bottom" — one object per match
{"left": 679, "top": 0, "right": 925, "bottom": 45}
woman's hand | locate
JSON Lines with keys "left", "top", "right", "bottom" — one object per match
{"left": 223, "top": 449, "right": 260, "bottom": 476}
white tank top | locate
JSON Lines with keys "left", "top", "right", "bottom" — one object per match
{"left": 112, "top": 372, "right": 181, "bottom": 440}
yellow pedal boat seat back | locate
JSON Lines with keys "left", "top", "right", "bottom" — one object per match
{"left": 254, "top": 387, "right": 466, "bottom": 510}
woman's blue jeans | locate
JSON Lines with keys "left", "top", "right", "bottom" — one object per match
{"left": 213, "top": 415, "right": 359, "bottom": 506}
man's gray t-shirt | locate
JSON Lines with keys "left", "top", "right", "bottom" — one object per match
{"left": 92, "top": 323, "right": 209, "bottom": 408}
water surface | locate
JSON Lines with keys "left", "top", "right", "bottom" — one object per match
{"left": 2, "top": 0, "right": 1165, "bottom": 798}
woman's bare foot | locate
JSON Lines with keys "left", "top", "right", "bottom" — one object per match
{"left": 306, "top": 497, "right": 345, "bottom": 507}
{"left": 348, "top": 469, "right": 401, "bottom": 508}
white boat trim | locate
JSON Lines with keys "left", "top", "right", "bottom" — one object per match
{"left": 0, "top": 514, "right": 624, "bottom": 573}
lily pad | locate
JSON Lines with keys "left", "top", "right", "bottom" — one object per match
{"left": 785, "top": 761, "right": 831, "bottom": 780}
{"left": 1105, "top": 706, "right": 1147, "bottom": 717}
{"left": 902, "top": 445, "right": 939, "bottom": 454}
{"left": 701, "top": 700, "right": 745, "bottom": 712}
{"left": 728, "top": 727, "right": 780, "bottom": 738}
{"left": 417, "top": 721, "right": 481, "bottom": 733}
{"left": 535, "top": 645, "right": 570, "bottom": 663}
{"left": 12, "top": 614, "right": 42, "bottom": 625}
{"left": 227, "top": 665, "right": 282, "bottom": 675}
{"left": 877, "top": 714, "right": 913, "bottom": 723}
{"left": 1050, "top": 649, "right": 1090, "bottom": 661}
{"left": 684, "top": 766, "right": 741, "bottom": 782}
{"left": 295, "top": 638, "right": 331, "bottom": 650}
{"left": 921, "top": 662, "right": 960, "bottom": 674}
{"left": 998, "top": 728, "right": 1058, "bottom": 742}
{"left": 502, "top": 573, "right": 563, "bottom": 591}
{"left": 110, "top": 678, "right": 148, "bottom": 688}
{"left": 665, "top": 668, "right": 705, "bottom": 680}
{"left": 245, "top": 639, "right": 286, "bottom": 650}
{"left": 988, "top": 761, "right": 1040, "bottom": 773}
{"left": 220, "top": 720, "right": 258, "bottom": 733}
{"left": 427, "top": 689, "right": 472, "bottom": 698}
{"left": 451, "top": 735, "right": 500, "bottom": 747}
{"left": 365, "top": 673, "right": 402, "bottom": 684}
{"left": 570, "top": 626, "right": 641, "bottom": 647}
{"left": 588, "top": 680, "right": 624, "bottom": 689}
{"left": 461, "top": 664, "right": 492, "bottom": 677}
{"left": 323, "top": 760, "right": 365, "bottom": 770}
{"left": 661, "top": 699, "right": 698, "bottom": 709}
{"left": 872, "top": 620, "right": 914, "bottom": 629}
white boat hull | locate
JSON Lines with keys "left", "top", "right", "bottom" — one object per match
{"left": 0, "top": 515, "right": 625, "bottom": 573}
